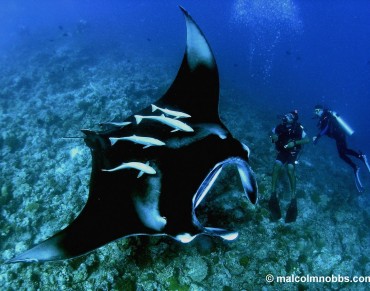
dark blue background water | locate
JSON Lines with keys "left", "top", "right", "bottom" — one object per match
{"left": 1, "top": 0, "right": 369, "bottom": 152}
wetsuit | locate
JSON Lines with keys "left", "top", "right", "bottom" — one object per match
{"left": 273, "top": 122, "right": 306, "bottom": 165}
{"left": 315, "top": 110, "right": 361, "bottom": 171}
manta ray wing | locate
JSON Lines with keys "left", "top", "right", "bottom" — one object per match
{"left": 157, "top": 6, "right": 220, "bottom": 124}
{"left": 8, "top": 6, "right": 258, "bottom": 263}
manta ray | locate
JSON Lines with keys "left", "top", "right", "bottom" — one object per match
{"left": 8, "top": 6, "right": 258, "bottom": 263}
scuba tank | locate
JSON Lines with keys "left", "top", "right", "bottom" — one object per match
{"left": 329, "top": 111, "right": 355, "bottom": 136}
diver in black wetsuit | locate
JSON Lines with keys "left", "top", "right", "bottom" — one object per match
{"left": 269, "top": 110, "right": 310, "bottom": 223}
{"left": 313, "top": 104, "right": 370, "bottom": 192}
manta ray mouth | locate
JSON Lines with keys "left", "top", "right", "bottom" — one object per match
{"left": 193, "top": 157, "right": 257, "bottom": 208}
{"left": 185, "top": 157, "right": 257, "bottom": 242}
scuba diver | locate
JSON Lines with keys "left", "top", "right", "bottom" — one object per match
{"left": 313, "top": 105, "right": 370, "bottom": 192}
{"left": 269, "top": 110, "right": 310, "bottom": 223}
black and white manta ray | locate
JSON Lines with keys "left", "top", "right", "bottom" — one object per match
{"left": 8, "top": 6, "right": 258, "bottom": 263}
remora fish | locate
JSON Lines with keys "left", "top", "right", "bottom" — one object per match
{"left": 102, "top": 161, "right": 156, "bottom": 178}
{"left": 134, "top": 114, "right": 194, "bottom": 132}
{"left": 99, "top": 121, "right": 131, "bottom": 128}
{"left": 8, "top": 6, "right": 257, "bottom": 263}
{"left": 151, "top": 104, "right": 191, "bottom": 119}
{"left": 109, "top": 135, "right": 166, "bottom": 148}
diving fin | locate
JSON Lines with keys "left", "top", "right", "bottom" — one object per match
{"left": 268, "top": 192, "right": 282, "bottom": 221}
{"left": 355, "top": 167, "right": 365, "bottom": 193}
{"left": 360, "top": 153, "right": 370, "bottom": 173}
{"left": 285, "top": 198, "right": 298, "bottom": 223}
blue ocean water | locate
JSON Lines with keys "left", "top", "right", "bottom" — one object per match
{"left": 227, "top": 0, "right": 370, "bottom": 153}
{"left": 0, "top": 0, "right": 370, "bottom": 290}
